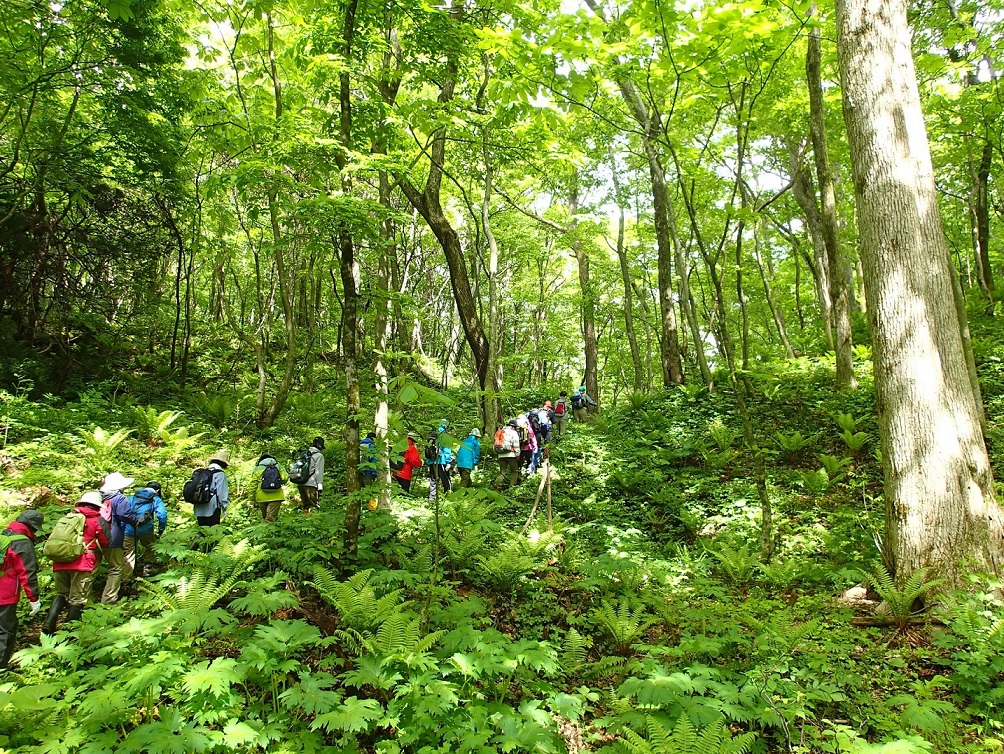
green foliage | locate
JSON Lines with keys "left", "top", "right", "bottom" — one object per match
{"left": 709, "top": 544, "right": 759, "bottom": 587}
{"left": 840, "top": 429, "right": 869, "bottom": 453}
{"left": 309, "top": 567, "right": 404, "bottom": 632}
{"left": 818, "top": 454, "right": 852, "bottom": 477}
{"left": 799, "top": 468, "right": 839, "bottom": 495}
{"left": 866, "top": 564, "right": 942, "bottom": 629}
{"left": 611, "top": 715, "right": 755, "bottom": 754}
{"left": 593, "top": 599, "right": 656, "bottom": 655}
{"left": 707, "top": 419, "right": 739, "bottom": 452}
{"left": 775, "top": 430, "right": 815, "bottom": 462}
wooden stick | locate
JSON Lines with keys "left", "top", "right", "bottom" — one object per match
{"left": 520, "top": 459, "right": 549, "bottom": 535}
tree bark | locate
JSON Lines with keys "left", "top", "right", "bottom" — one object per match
{"left": 807, "top": 10, "right": 856, "bottom": 388}
{"left": 836, "top": 0, "right": 1004, "bottom": 588}
{"left": 790, "top": 149, "right": 835, "bottom": 348}
{"left": 970, "top": 137, "right": 994, "bottom": 304}
{"left": 611, "top": 166, "right": 643, "bottom": 392}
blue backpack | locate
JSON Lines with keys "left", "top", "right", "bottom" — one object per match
{"left": 127, "top": 489, "right": 156, "bottom": 531}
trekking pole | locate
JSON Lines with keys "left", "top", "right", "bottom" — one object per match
{"left": 546, "top": 460, "right": 552, "bottom": 533}
{"left": 520, "top": 459, "right": 549, "bottom": 536}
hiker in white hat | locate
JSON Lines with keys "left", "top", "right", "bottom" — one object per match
{"left": 45, "top": 491, "right": 110, "bottom": 632}
{"left": 98, "top": 473, "right": 134, "bottom": 604}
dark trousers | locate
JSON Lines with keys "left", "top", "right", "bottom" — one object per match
{"left": 196, "top": 509, "right": 221, "bottom": 527}
{"left": 458, "top": 468, "right": 473, "bottom": 487}
{"left": 394, "top": 477, "right": 412, "bottom": 493}
{"left": 0, "top": 604, "right": 19, "bottom": 669}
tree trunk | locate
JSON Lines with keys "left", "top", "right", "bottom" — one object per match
{"left": 337, "top": 0, "right": 362, "bottom": 563}
{"left": 612, "top": 178, "right": 643, "bottom": 392}
{"left": 480, "top": 110, "right": 503, "bottom": 432}
{"left": 753, "top": 221, "right": 795, "bottom": 358}
{"left": 807, "top": 10, "right": 856, "bottom": 388}
{"left": 836, "top": 0, "right": 1004, "bottom": 588}
{"left": 790, "top": 150, "right": 835, "bottom": 348}
{"left": 970, "top": 137, "right": 994, "bottom": 304}
{"left": 568, "top": 182, "right": 599, "bottom": 406}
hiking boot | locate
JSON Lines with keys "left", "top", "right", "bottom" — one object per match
{"left": 43, "top": 594, "right": 66, "bottom": 635}
{"left": 65, "top": 605, "right": 84, "bottom": 624}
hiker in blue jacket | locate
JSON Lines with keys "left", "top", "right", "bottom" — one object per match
{"left": 456, "top": 429, "right": 482, "bottom": 487}
{"left": 122, "top": 481, "right": 167, "bottom": 588}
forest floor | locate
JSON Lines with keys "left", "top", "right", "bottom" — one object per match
{"left": 0, "top": 348, "right": 1002, "bottom": 753}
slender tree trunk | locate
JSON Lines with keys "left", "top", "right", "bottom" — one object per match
{"left": 753, "top": 221, "right": 795, "bottom": 358}
{"left": 481, "top": 124, "right": 502, "bottom": 431}
{"left": 970, "top": 138, "right": 994, "bottom": 304}
{"left": 836, "top": 0, "right": 1004, "bottom": 588}
{"left": 258, "top": 14, "right": 299, "bottom": 428}
{"left": 337, "top": 0, "right": 362, "bottom": 562}
{"left": 613, "top": 185, "right": 643, "bottom": 392}
{"left": 807, "top": 10, "right": 856, "bottom": 387}
{"left": 790, "top": 152, "right": 835, "bottom": 348}
{"left": 568, "top": 182, "right": 599, "bottom": 407}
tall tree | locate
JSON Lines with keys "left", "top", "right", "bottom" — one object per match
{"left": 836, "top": 0, "right": 1004, "bottom": 586}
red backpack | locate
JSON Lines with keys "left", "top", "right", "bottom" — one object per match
{"left": 554, "top": 399, "right": 567, "bottom": 416}
{"left": 493, "top": 428, "right": 510, "bottom": 453}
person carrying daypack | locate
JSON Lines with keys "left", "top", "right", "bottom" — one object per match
{"left": 251, "top": 453, "right": 287, "bottom": 522}
{"left": 493, "top": 420, "right": 522, "bottom": 491}
{"left": 456, "top": 429, "right": 482, "bottom": 488}
{"left": 572, "top": 386, "right": 596, "bottom": 423}
{"left": 122, "top": 482, "right": 167, "bottom": 588}
{"left": 46, "top": 491, "right": 109, "bottom": 633}
{"left": 360, "top": 432, "right": 378, "bottom": 488}
{"left": 295, "top": 438, "right": 324, "bottom": 513}
{"left": 393, "top": 435, "right": 423, "bottom": 493}
{"left": 98, "top": 472, "right": 135, "bottom": 605}
{"left": 0, "top": 510, "right": 43, "bottom": 669}
{"left": 516, "top": 414, "right": 537, "bottom": 473}
{"left": 428, "top": 422, "right": 454, "bottom": 501}
{"left": 190, "top": 451, "right": 230, "bottom": 527}
{"left": 554, "top": 391, "right": 570, "bottom": 440}
{"left": 536, "top": 402, "right": 554, "bottom": 445}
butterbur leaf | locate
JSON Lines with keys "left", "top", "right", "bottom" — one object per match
{"left": 182, "top": 658, "right": 246, "bottom": 699}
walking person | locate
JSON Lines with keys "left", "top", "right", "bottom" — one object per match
{"left": 122, "top": 482, "right": 167, "bottom": 589}
{"left": 0, "top": 511, "right": 43, "bottom": 668}
{"left": 99, "top": 472, "right": 134, "bottom": 604}
{"left": 428, "top": 422, "right": 453, "bottom": 500}
{"left": 193, "top": 451, "right": 230, "bottom": 527}
{"left": 392, "top": 434, "right": 423, "bottom": 493}
{"left": 516, "top": 413, "right": 537, "bottom": 474}
{"left": 493, "top": 420, "right": 522, "bottom": 491}
{"left": 360, "top": 432, "right": 378, "bottom": 488}
{"left": 572, "top": 386, "right": 596, "bottom": 422}
{"left": 251, "top": 454, "right": 287, "bottom": 522}
{"left": 456, "top": 429, "right": 482, "bottom": 488}
{"left": 297, "top": 438, "right": 325, "bottom": 513}
{"left": 536, "top": 401, "right": 554, "bottom": 445}
{"left": 45, "top": 492, "right": 109, "bottom": 632}
{"left": 553, "top": 391, "right": 570, "bottom": 440}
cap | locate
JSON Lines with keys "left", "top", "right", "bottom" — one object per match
{"left": 470, "top": 428, "right": 482, "bottom": 438}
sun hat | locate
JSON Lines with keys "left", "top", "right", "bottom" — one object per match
{"left": 209, "top": 449, "right": 230, "bottom": 468}
{"left": 77, "top": 491, "right": 103, "bottom": 507}
{"left": 470, "top": 428, "right": 482, "bottom": 438}
{"left": 100, "top": 472, "right": 134, "bottom": 493}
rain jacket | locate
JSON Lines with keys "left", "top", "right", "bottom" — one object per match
{"left": 122, "top": 489, "right": 168, "bottom": 537}
{"left": 192, "top": 463, "right": 229, "bottom": 518}
{"left": 393, "top": 439, "right": 423, "bottom": 482}
{"left": 456, "top": 435, "right": 481, "bottom": 470}
{"left": 0, "top": 521, "right": 38, "bottom": 605}
{"left": 52, "top": 505, "right": 109, "bottom": 573}
{"left": 251, "top": 457, "right": 287, "bottom": 503}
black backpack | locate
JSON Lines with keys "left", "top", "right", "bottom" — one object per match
{"left": 288, "top": 449, "right": 312, "bottom": 484}
{"left": 424, "top": 440, "right": 438, "bottom": 462}
{"left": 571, "top": 393, "right": 583, "bottom": 409}
{"left": 260, "top": 464, "right": 283, "bottom": 491}
{"left": 183, "top": 468, "right": 217, "bottom": 505}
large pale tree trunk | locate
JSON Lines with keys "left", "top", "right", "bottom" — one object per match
{"left": 807, "top": 13, "right": 856, "bottom": 388}
{"left": 568, "top": 183, "right": 599, "bottom": 406}
{"left": 836, "top": 0, "right": 1004, "bottom": 587}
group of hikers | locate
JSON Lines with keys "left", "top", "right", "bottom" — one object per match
{"left": 374, "top": 386, "right": 597, "bottom": 497}
{"left": 0, "top": 386, "right": 597, "bottom": 668}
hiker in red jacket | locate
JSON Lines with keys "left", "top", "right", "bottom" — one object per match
{"left": 392, "top": 435, "right": 423, "bottom": 493}
{"left": 0, "top": 510, "right": 43, "bottom": 669}
{"left": 45, "top": 492, "right": 109, "bottom": 633}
